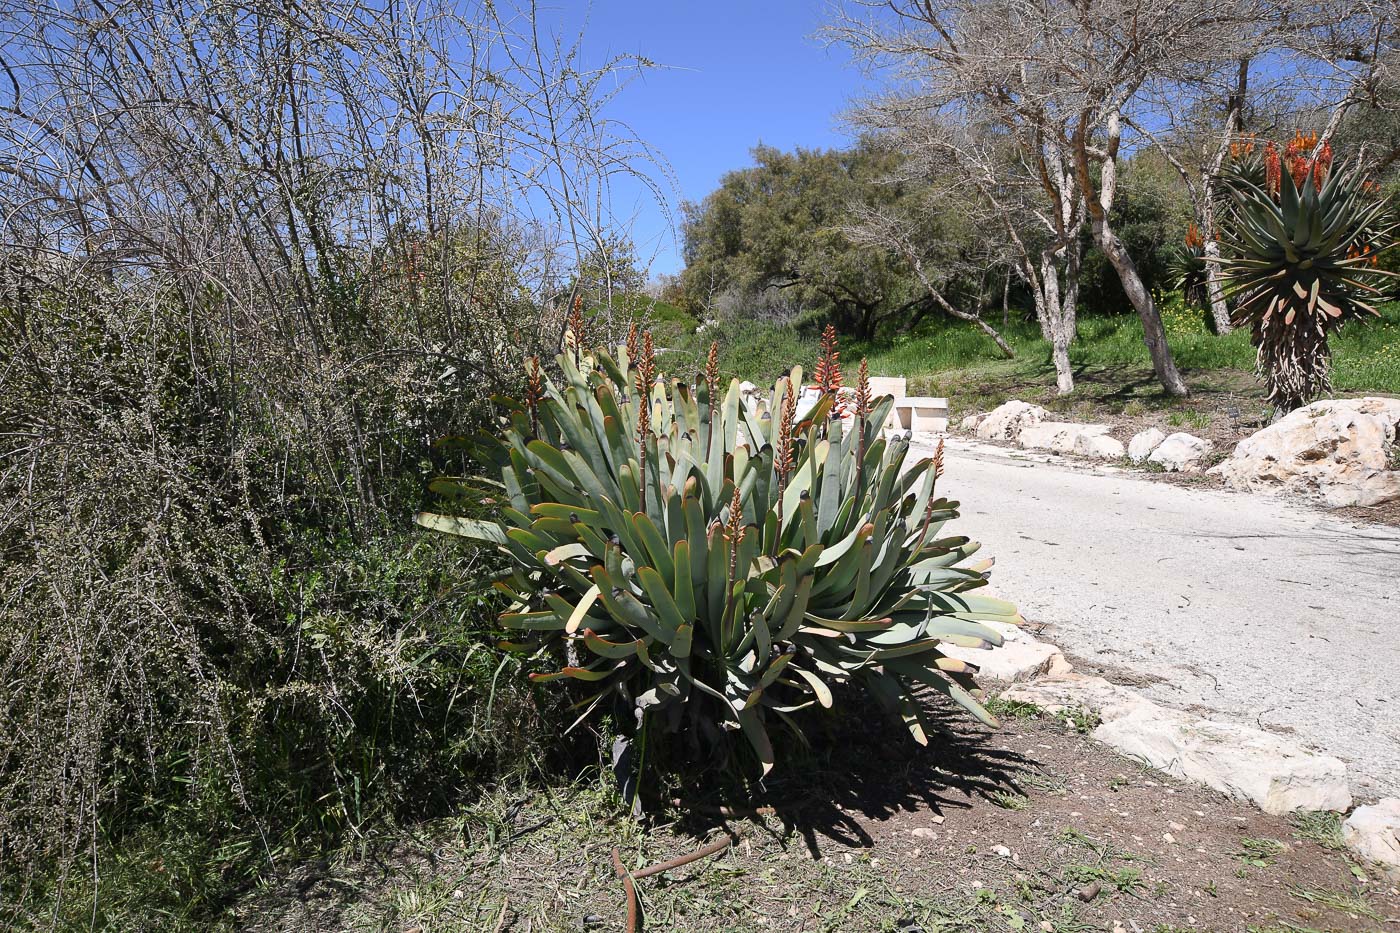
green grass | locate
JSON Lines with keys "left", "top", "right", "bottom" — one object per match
{"left": 642, "top": 293, "right": 1400, "bottom": 403}
{"left": 850, "top": 296, "right": 1400, "bottom": 398}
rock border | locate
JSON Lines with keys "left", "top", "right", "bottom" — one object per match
{"left": 965, "top": 621, "right": 1400, "bottom": 878}
{"left": 967, "top": 400, "right": 1214, "bottom": 471}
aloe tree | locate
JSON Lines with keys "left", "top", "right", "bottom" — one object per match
{"left": 416, "top": 332, "right": 1020, "bottom": 780}
{"left": 1217, "top": 133, "right": 1396, "bottom": 412}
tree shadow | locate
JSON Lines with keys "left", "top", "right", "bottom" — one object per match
{"left": 671, "top": 688, "right": 1032, "bottom": 861}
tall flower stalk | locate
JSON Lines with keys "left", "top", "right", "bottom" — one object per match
{"left": 814, "top": 325, "right": 844, "bottom": 417}
{"left": 854, "top": 358, "right": 871, "bottom": 496}
{"left": 772, "top": 383, "right": 796, "bottom": 538}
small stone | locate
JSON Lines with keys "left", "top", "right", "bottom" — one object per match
{"left": 911, "top": 827, "right": 938, "bottom": 840}
{"left": 992, "top": 844, "right": 1012, "bottom": 858}
{"left": 1169, "top": 821, "right": 1186, "bottom": 832}
{"left": 1076, "top": 880, "right": 1101, "bottom": 902}
{"left": 1163, "top": 832, "right": 1176, "bottom": 844}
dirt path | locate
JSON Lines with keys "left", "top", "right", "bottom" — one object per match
{"left": 922, "top": 437, "right": 1400, "bottom": 799}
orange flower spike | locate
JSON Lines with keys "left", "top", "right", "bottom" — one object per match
{"left": 1264, "top": 142, "right": 1282, "bottom": 198}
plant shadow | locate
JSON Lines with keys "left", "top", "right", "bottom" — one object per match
{"left": 670, "top": 688, "right": 1032, "bottom": 860}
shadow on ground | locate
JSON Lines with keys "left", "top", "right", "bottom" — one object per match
{"left": 673, "top": 691, "right": 1032, "bottom": 860}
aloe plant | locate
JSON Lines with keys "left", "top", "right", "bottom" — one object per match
{"left": 1168, "top": 224, "right": 1208, "bottom": 306}
{"left": 416, "top": 333, "right": 1019, "bottom": 776}
{"left": 1217, "top": 132, "right": 1396, "bottom": 411}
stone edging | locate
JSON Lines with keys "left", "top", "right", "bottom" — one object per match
{"left": 969, "top": 624, "right": 1400, "bottom": 880}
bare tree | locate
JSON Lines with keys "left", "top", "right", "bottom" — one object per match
{"left": 852, "top": 107, "right": 1085, "bottom": 391}
{"left": 0, "top": 0, "right": 669, "bottom": 891}
{"left": 830, "top": 0, "right": 1272, "bottom": 397}
{"left": 1127, "top": 59, "right": 1259, "bottom": 334}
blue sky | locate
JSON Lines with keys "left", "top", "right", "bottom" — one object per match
{"left": 551, "top": 1, "right": 870, "bottom": 276}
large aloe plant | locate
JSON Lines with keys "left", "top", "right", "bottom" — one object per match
{"left": 416, "top": 334, "right": 1019, "bottom": 776}
{"left": 1217, "top": 132, "right": 1396, "bottom": 411}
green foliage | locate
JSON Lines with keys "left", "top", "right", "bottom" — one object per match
{"left": 679, "top": 143, "right": 938, "bottom": 338}
{"left": 418, "top": 335, "right": 1021, "bottom": 779}
{"left": 669, "top": 315, "right": 820, "bottom": 386}
{"left": 1077, "top": 151, "right": 1194, "bottom": 315}
{"left": 1218, "top": 143, "right": 1398, "bottom": 410}
{"left": 851, "top": 294, "right": 1400, "bottom": 398}
{"left": 0, "top": 258, "right": 562, "bottom": 919}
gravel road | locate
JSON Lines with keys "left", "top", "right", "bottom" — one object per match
{"left": 920, "top": 437, "right": 1400, "bottom": 799}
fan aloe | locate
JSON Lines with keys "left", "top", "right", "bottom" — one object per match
{"left": 416, "top": 333, "right": 1020, "bottom": 776}
{"left": 1217, "top": 132, "right": 1396, "bottom": 411}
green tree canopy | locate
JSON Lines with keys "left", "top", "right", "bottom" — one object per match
{"left": 680, "top": 143, "right": 935, "bottom": 339}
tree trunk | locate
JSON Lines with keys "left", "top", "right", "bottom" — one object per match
{"left": 1094, "top": 217, "right": 1189, "bottom": 396}
{"left": 1001, "top": 268, "right": 1011, "bottom": 327}
{"left": 1201, "top": 237, "right": 1232, "bottom": 334}
{"left": 1039, "top": 251, "right": 1075, "bottom": 394}
{"left": 1075, "top": 111, "right": 1189, "bottom": 397}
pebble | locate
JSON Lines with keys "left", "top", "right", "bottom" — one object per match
{"left": 1076, "top": 881, "right": 1101, "bottom": 902}
{"left": 911, "top": 827, "right": 938, "bottom": 840}
{"left": 1168, "top": 821, "right": 1186, "bottom": 832}
{"left": 1163, "top": 832, "right": 1176, "bottom": 844}
{"left": 992, "top": 845, "right": 1012, "bottom": 858}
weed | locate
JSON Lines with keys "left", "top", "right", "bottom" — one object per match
{"left": 1016, "top": 769, "right": 1067, "bottom": 795}
{"left": 1064, "top": 863, "right": 1144, "bottom": 895}
{"left": 1234, "top": 837, "right": 1287, "bottom": 868}
{"left": 985, "top": 697, "right": 1043, "bottom": 720}
{"left": 989, "top": 791, "right": 1030, "bottom": 811}
{"left": 1288, "top": 811, "right": 1345, "bottom": 851}
{"left": 1286, "top": 884, "right": 1381, "bottom": 920}
{"left": 1166, "top": 409, "right": 1212, "bottom": 429}
{"left": 1061, "top": 707, "right": 1102, "bottom": 734}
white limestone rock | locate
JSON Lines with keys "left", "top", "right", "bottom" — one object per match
{"left": 1094, "top": 706, "right": 1351, "bottom": 815}
{"left": 1018, "top": 421, "right": 1111, "bottom": 455}
{"left": 1147, "top": 432, "right": 1214, "bottom": 472}
{"left": 1128, "top": 428, "right": 1167, "bottom": 463}
{"left": 1074, "top": 432, "right": 1127, "bottom": 460}
{"left": 941, "top": 621, "right": 1071, "bottom": 683}
{"left": 976, "top": 400, "right": 1049, "bottom": 442}
{"left": 1209, "top": 397, "right": 1400, "bottom": 506}
{"left": 1343, "top": 798, "right": 1400, "bottom": 880}
{"left": 1001, "top": 673, "right": 1351, "bottom": 814}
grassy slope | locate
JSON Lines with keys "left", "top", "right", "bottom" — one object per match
{"left": 851, "top": 298, "right": 1400, "bottom": 411}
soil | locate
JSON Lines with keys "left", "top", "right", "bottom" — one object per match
{"left": 235, "top": 690, "right": 1400, "bottom": 932}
